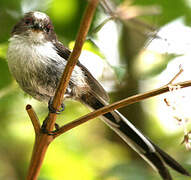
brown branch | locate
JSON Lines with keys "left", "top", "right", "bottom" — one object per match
{"left": 26, "top": 133, "right": 54, "bottom": 180}
{"left": 45, "top": 0, "right": 100, "bottom": 132}
{"left": 53, "top": 80, "right": 191, "bottom": 137}
{"left": 26, "top": 1, "right": 99, "bottom": 180}
{"left": 26, "top": 105, "right": 41, "bottom": 135}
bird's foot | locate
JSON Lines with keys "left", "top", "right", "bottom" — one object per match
{"left": 41, "top": 117, "right": 60, "bottom": 135}
{"left": 48, "top": 98, "right": 65, "bottom": 114}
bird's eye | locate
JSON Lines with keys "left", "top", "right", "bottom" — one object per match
{"left": 25, "top": 18, "right": 33, "bottom": 25}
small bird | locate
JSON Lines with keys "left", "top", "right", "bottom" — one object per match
{"left": 7, "top": 11, "right": 190, "bottom": 180}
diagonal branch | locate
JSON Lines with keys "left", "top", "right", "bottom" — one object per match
{"left": 45, "top": 0, "right": 100, "bottom": 131}
{"left": 53, "top": 80, "right": 191, "bottom": 138}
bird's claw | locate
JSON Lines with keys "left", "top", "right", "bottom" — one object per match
{"left": 41, "top": 118, "right": 60, "bottom": 135}
{"left": 48, "top": 98, "right": 65, "bottom": 114}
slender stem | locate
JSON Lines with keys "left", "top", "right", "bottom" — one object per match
{"left": 53, "top": 80, "right": 191, "bottom": 137}
{"left": 26, "top": 135, "right": 53, "bottom": 180}
{"left": 26, "top": 105, "right": 54, "bottom": 180}
{"left": 46, "top": 0, "right": 100, "bottom": 132}
{"left": 26, "top": 105, "right": 41, "bottom": 135}
{"left": 167, "top": 65, "right": 183, "bottom": 85}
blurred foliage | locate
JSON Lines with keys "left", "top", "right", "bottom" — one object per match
{"left": 134, "top": 53, "right": 183, "bottom": 79}
{"left": 111, "top": 65, "right": 126, "bottom": 82}
{"left": 69, "top": 40, "right": 105, "bottom": 59}
{"left": 133, "top": 0, "right": 191, "bottom": 26}
{"left": 0, "top": 0, "right": 191, "bottom": 180}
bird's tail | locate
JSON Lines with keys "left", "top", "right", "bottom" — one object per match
{"left": 80, "top": 92, "right": 190, "bottom": 180}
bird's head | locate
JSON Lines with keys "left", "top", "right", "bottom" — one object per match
{"left": 11, "top": 11, "right": 57, "bottom": 43}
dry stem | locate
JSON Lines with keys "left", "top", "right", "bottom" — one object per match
{"left": 167, "top": 65, "right": 184, "bottom": 85}
{"left": 26, "top": 105, "right": 41, "bottom": 135}
{"left": 46, "top": 0, "right": 100, "bottom": 132}
{"left": 53, "top": 80, "right": 191, "bottom": 137}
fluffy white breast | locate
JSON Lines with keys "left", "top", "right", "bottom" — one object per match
{"left": 7, "top": 34, "right": 88, "bottom": 90}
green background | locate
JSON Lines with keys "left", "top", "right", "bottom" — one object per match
{"left": 0, "top": 0, "right": 191, "bottom": 179}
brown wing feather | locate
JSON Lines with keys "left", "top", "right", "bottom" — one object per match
{"left": 78, "top": 62, "right": 109, "bottom": 102}
{"left": 53, "top": 41, "right": 109, "bottom": 102}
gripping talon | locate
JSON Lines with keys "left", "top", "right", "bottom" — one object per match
{"left": 60, "top": 103, "right": 65, "bottom": 112}
{"left": 48, "top": 98, "right": 65, "bottom": 114}
{"left": 54, "top": 123, "right": 60, "bottom": 131}
{"left": 41, "top": 118, "right": 60, "bottom": 135}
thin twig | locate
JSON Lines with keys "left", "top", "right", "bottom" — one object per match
{"left": 167, "top": 65, "right": 184, "bottom": 85}
{"left": 45, "top": 0, "right": 100, "bottom": 132}
{"left": 26, "top": 104, "right": 41, "bottom": 135}
{"left": 53, "top": 80, "right": 191, "bottom": 137}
